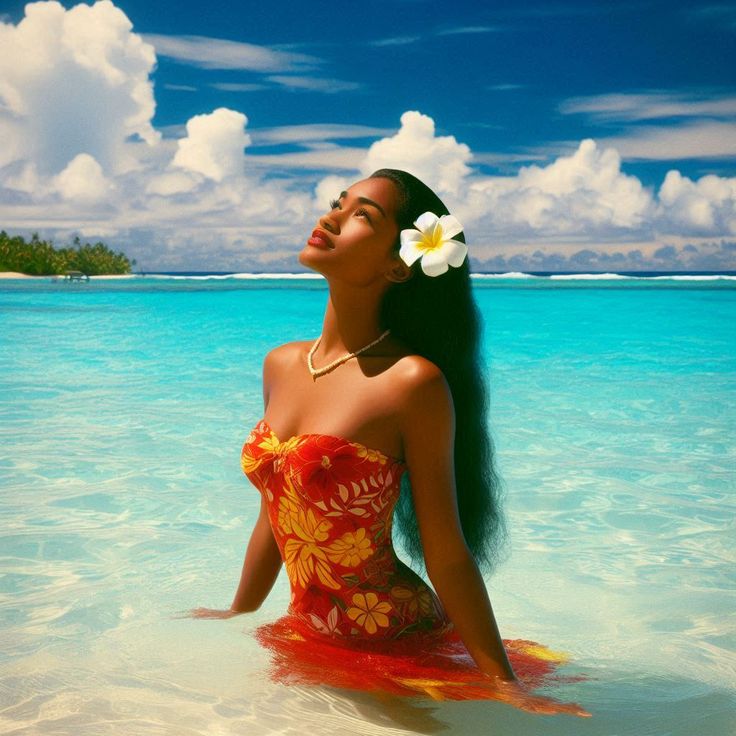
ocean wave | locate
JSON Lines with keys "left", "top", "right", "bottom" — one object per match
{"left": 548, "top": 272, "right": 630, "bottom": 280}
{"left": 470, "top": 271, "right": 538, "bottom": 279}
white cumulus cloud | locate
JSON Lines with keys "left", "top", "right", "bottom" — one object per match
{"left": 0, "top": 0, "right": 158, "bottom": 175}
{"left": 657, "top": 170, "right": 736, "bottom": 235}
{"left": 54, "top": 153, "right": 113, "bottom": 202}
{"left": 172, "top": 107, "right": 251, "bottom": 181}
{"left": 360, "top": 111, "right": 472, "bottom": 196}
{"left": 355, "top": 112, "right": 651, "bottom": 241}
{"left": 471, "top": 138, "right": 654, "bottom": 235}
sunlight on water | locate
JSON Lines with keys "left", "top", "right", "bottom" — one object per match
{"left": 1, "top": 275, "right": 735, "bottom": 734}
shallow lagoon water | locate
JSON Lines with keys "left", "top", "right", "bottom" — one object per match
{"left": 1, "top": 273, "right": 734, "bottom": 734}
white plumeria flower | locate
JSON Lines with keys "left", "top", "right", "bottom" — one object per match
{"left": 399, "top": 212, "right": 468, "bottom": 277}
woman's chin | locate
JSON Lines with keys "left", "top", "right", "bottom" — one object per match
{"left": 298, "top": 248, "right": 326, "bottom": 274}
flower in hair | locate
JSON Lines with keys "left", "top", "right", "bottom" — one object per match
{"left": 399, "top": 212, "right": 468, "bottom": 277}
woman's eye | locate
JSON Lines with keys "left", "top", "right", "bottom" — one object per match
{"left": 326, "top": 198, "right": 371, "bottom": 223}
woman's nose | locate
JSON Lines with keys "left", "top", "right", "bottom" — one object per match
{"left": 319, "top": 213, "right": 338, "bottom": 233}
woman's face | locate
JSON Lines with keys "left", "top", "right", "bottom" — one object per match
{"left": 298, "top": 177, "right": 410, "bottom": 287}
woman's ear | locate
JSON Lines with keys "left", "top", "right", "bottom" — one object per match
{"left": 386, "top": 256, "right": 413, "bottom": 284}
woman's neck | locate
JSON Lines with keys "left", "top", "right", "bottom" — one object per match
{"left": 317, "top": 281, "right": 388, "bottom": 360}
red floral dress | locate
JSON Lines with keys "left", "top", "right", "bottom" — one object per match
{"left": 241, "top": 418, "right": 582, "bottom": 701}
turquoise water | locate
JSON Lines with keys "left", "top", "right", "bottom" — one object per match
{"left": 1, "top": 274, "right": 734, "bottom": 735}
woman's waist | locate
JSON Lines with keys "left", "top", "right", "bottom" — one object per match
{"left": 279, "top": 540, "right": 425, "bottom": 592}
{"left": 288, "top": 575, "right": 451, "bottom": 640}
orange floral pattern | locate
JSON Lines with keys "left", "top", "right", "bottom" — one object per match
{"left": 346, "top": 592, "right": 393, "bottom": 634}
{"left": 241, "top": 418, "right": 451, "bottom": 640}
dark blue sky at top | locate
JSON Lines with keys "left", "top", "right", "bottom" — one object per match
{"left": 2, "top": 0, "right": 735, "bottom": 188}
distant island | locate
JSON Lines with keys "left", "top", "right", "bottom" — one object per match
{"left": 0, "top": 231, "right": 134, "bottom": 276}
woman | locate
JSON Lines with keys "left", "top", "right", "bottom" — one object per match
{"left": 186, "top": 169, "right": 590, "bottom": 717}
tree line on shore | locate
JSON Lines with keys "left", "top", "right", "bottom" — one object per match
{"left": 0, "top": 231, "right": 134, "bottom": 276}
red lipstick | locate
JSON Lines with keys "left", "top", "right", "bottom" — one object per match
{"left": 307, "top": 229, "right": 334, "bottom": 249}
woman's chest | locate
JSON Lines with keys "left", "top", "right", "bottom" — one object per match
{"left": 265, "top": 347, "right": 410, "bottom": 460}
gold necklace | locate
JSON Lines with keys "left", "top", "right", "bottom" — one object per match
{"left": 307, "top": 329, "right": 391, "bottom": 380}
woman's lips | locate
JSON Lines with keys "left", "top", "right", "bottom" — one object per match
{"left": 307, "top": 229, "right": 334, "bottom": 249}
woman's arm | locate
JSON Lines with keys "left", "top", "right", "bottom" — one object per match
{"left": 398, "top": 369, "right": 593, "bottom": 718}
{"left": 182, "top": 348, "right": 283, "bottom": 619}
{"left": 397, "top": 359, "right": 515, "bottom": 681}
{"left": 229, "top": 495, "right": 283, "bottom": 612}
{"left": 229, "top": 346, "right": 285, "bottom": 612}
{"left": 185, "top": 494, "right": 282, "bottom": 619}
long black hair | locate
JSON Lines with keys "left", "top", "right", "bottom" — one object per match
{"left": 371, "top": 168, "right": 510, "bottom": 576}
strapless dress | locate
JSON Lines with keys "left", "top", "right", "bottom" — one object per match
{"left": 241, "top": 417, "right": 582, "bottom": 701}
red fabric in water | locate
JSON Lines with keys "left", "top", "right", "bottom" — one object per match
{"left": 254, "top": 613, "right": 585, "bottom": 701}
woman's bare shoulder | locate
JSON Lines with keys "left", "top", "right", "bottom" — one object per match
{"left": 391, "top": 355, "right": 454, "bottom": 433}
{"left": 264, "top": 340, "right": 312, "bottom": 367}
{"left": 385, "top": 354, "right": 449, "bottom": 417}
{"left": 262, "top": 341, "right": 311, "bottom": 399}
{"left": 392, "top": 353, "right": 446, "bottom": 385}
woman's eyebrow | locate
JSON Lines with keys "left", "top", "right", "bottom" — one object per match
{"left": 339, "top": 191, "right": 386, "bottom": 219}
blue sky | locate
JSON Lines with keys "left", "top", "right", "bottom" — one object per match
{"left": 0, "top": 0, "right": 734, "bottom": 271}
{"left": 150, "top": 0, "right": 736, "bottom": 182}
